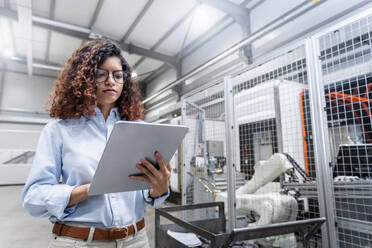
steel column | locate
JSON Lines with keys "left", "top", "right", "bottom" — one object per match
{"left": 223, "top": 76, "right": 236, "bottom": 231}
{"left": 181, "top": 97, "right": 188, "bottom": 205}
{"left": 273, "top": 82, "right": 283, "bottom": 153}
{"left": 305, "top": 38, "right": 337, "bottom": 248}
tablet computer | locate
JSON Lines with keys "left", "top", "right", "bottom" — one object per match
{"left": 88, "top": 121, "right": 188, "bottom": 195}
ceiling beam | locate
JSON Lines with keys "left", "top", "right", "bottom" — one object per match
{"left": 198, "top": 0, "right": 249, "bottom": 26}
{"left": 133, "top": 4, "right": 198, "bottom": 69}
{"left": 33, "top": 15, "right": 90, "bottom": 39}
{"left": 45, "top": 0, "right": 55, "bottom": 62}
{"left": 16, "top": 0, "right": 33, "bottom": 76}
{"left": 142, "top": 63, "right": 170, "bottom": 84}
{"left": 152, "top": 5, "right": 198, "bottom": 52}
{"left": 182, "top": 15, "right": 234, "bottom": 58}
{"left": 139, "top": 63, "right": 170, "bottom": 98}
{"left": 139, "top": 0, "right": 253, "bottom": 93}
{"left": 180, "top": 0, "right": 253, "bottom": 60}
{"left": 88, "top": 0, "right": 104, "bottom": 28}
{"left": 136, "top": 68, "right": 162, "bottom": 79}
{"left": 241, "top": 11, "right": 252, "bottom": 64}
{"left": 143, "top": 0, "right": 328, "bottom": 104}
{"left": 249, "top": 0, "right": 266, "bottom": 10}
{"left": 243, "top": 0, "right": 254, "bottom": 7}
{"left": 0, "top": 7, "right": 178, "bottom": 68}
{"left": 120, "top": 0, "right": 154, "bottom": 43}
{"left": 121, "top": 43, "right": 178, "bottom": 67}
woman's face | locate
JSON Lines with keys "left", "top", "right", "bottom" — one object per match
{"left": 96, "top": 56, "right": 124, "bottom": 110}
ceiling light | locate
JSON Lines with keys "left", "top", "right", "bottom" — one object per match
{"left": 131, "top": 71, "right": 137, "bottom": 78}
{"left": 193, "top": 4, "right": 211, "bottom": 28}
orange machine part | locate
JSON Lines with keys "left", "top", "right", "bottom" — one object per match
{"left": 299, "top": 89, "right": 310, "bottom": 175}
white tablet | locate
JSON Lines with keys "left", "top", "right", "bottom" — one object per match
{"left": 88, "top": 121, "right": 188, "bottom": 195}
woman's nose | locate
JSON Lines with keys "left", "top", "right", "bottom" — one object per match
{"left": 105, "top": 74, "right": 116, "bottom": 85}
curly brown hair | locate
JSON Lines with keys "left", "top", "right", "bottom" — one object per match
{"left": 47, "top": 39, "right": 145, "bottom": 121}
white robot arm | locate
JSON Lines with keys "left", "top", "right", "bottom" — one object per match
{"left": 236, "top": 153, "right": 293, "bottom": 195}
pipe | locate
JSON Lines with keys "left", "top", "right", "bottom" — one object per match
{"left": 32, "top": 16, "right": 90, "bottom": 34}
{"left": 183, "top": 0, "right": 372, "bottom": 100}
{"left": 33, "top": 62, "right": 61, "bottom": 71}
{"left": 0, "top": 107, "right": 49, "bottom": 116}
{"left": 143, "top": 0, "right": 327, "bottom": 104}
{"left": 1, "top": 56, "right": 62, "bottom": 72}
{"left": 252, "top": 0, "right": 372, "bottom": 63}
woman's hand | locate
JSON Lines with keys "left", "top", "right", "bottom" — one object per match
{"left": 129, "top": 151, "right": 171, "bottom": 198}
{"left": 67, "top": 183, "right": 91, "bottom": 207}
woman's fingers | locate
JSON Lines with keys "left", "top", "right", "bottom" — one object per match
{"left": 166, "top": 163, "right": 172, "bottom": 172}
{"left": 135, "top": 163, "right": 155, "bottom": 181}
{"left": 140, "top": 158, "right": 160, "bottom": 177}
{"left": 155, "top": 152, "right": 166, "bottom": 172}
{"left": 131, "top": 152, "right": 171, "bottom": 197}
{"left": 129, "top": 175, "right": 151, "bottom": 185}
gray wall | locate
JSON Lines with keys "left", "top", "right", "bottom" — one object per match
{"left": 0, "top": 71, "right": 54, "bottom": 150}
{"left": 0, "top": 71, "right": 55, "bottom": 112}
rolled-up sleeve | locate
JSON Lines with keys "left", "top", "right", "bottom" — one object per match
{"left": 21, "top": 122, "right": 77, "bottom": 219}
{"left": 142, "top": 188, "right": 170, "bottom": 207}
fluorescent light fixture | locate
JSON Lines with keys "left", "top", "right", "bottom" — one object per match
{"left": 131, "top": 71, "right": 137, "bottom": 78}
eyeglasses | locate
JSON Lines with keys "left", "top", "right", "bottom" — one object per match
{"left": 95, "top": 68, "right": 128, "bottom": 84}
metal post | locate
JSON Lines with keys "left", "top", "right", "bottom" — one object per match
{"left": 273, "top": 82, "right": 284, "bottom": 153}
{"left": 224, "top": 76, "right": 236, "bottom": 231}
{"left": 305, "top": 38, "right": 338, "bottom": 248}
{"left": 181, "top": 97, "right": 187, "bottom": 206}
{"left": 273, "top": 82, "right": 285, "bottom": 186}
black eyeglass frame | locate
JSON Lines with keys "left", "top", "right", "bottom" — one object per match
{"left": 95, "top": 68, "right": 129, "bottom": 84}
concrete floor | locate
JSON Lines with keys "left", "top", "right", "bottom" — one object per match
{"left": 0, "top": 185, "right": 171, "bottom": 248}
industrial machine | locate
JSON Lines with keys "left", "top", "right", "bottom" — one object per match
{"left": 302, "top": 75, "right": 372, "bottom": 179}
{"left": 216, "top": 153, "right": 299, "bottom": 247}
{"left": 233, "top": 80, "right": 307, "bottom": 180}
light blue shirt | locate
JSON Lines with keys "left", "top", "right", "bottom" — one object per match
{"left": 22, "top": 107, "right": 169, "bottom": 227}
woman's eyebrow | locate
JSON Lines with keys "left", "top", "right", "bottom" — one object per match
{"left": 97, "top": 68, "right": 123, "bottom": 72}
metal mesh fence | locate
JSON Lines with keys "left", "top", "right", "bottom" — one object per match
{"left": 229, "top": 44, "right": 323, "bottom": 247}
{"left": 182, "top": 83, "right": 231, "bottom": 208}
{"left": 181, "top": 44, "right": 327, "bottom": 247}
{"left": 315, "top": 11, "right": 372, "bottom": 248}
{"left": 179, "top": 8, "right": 372, "bottom": 248}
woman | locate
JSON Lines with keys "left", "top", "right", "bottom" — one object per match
{"left": 22, "top": 39, "right": 170, "bottom": 248}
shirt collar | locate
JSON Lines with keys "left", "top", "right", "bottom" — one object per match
{"left": 111, "top": 107, "right": 119, "bottom": 119}
{"left": 93, "top": 106, "right": 120, "bottom": 120}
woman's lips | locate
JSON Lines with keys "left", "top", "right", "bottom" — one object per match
{"left": 103, "top": 89, "right": 116, "bottom": 94}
